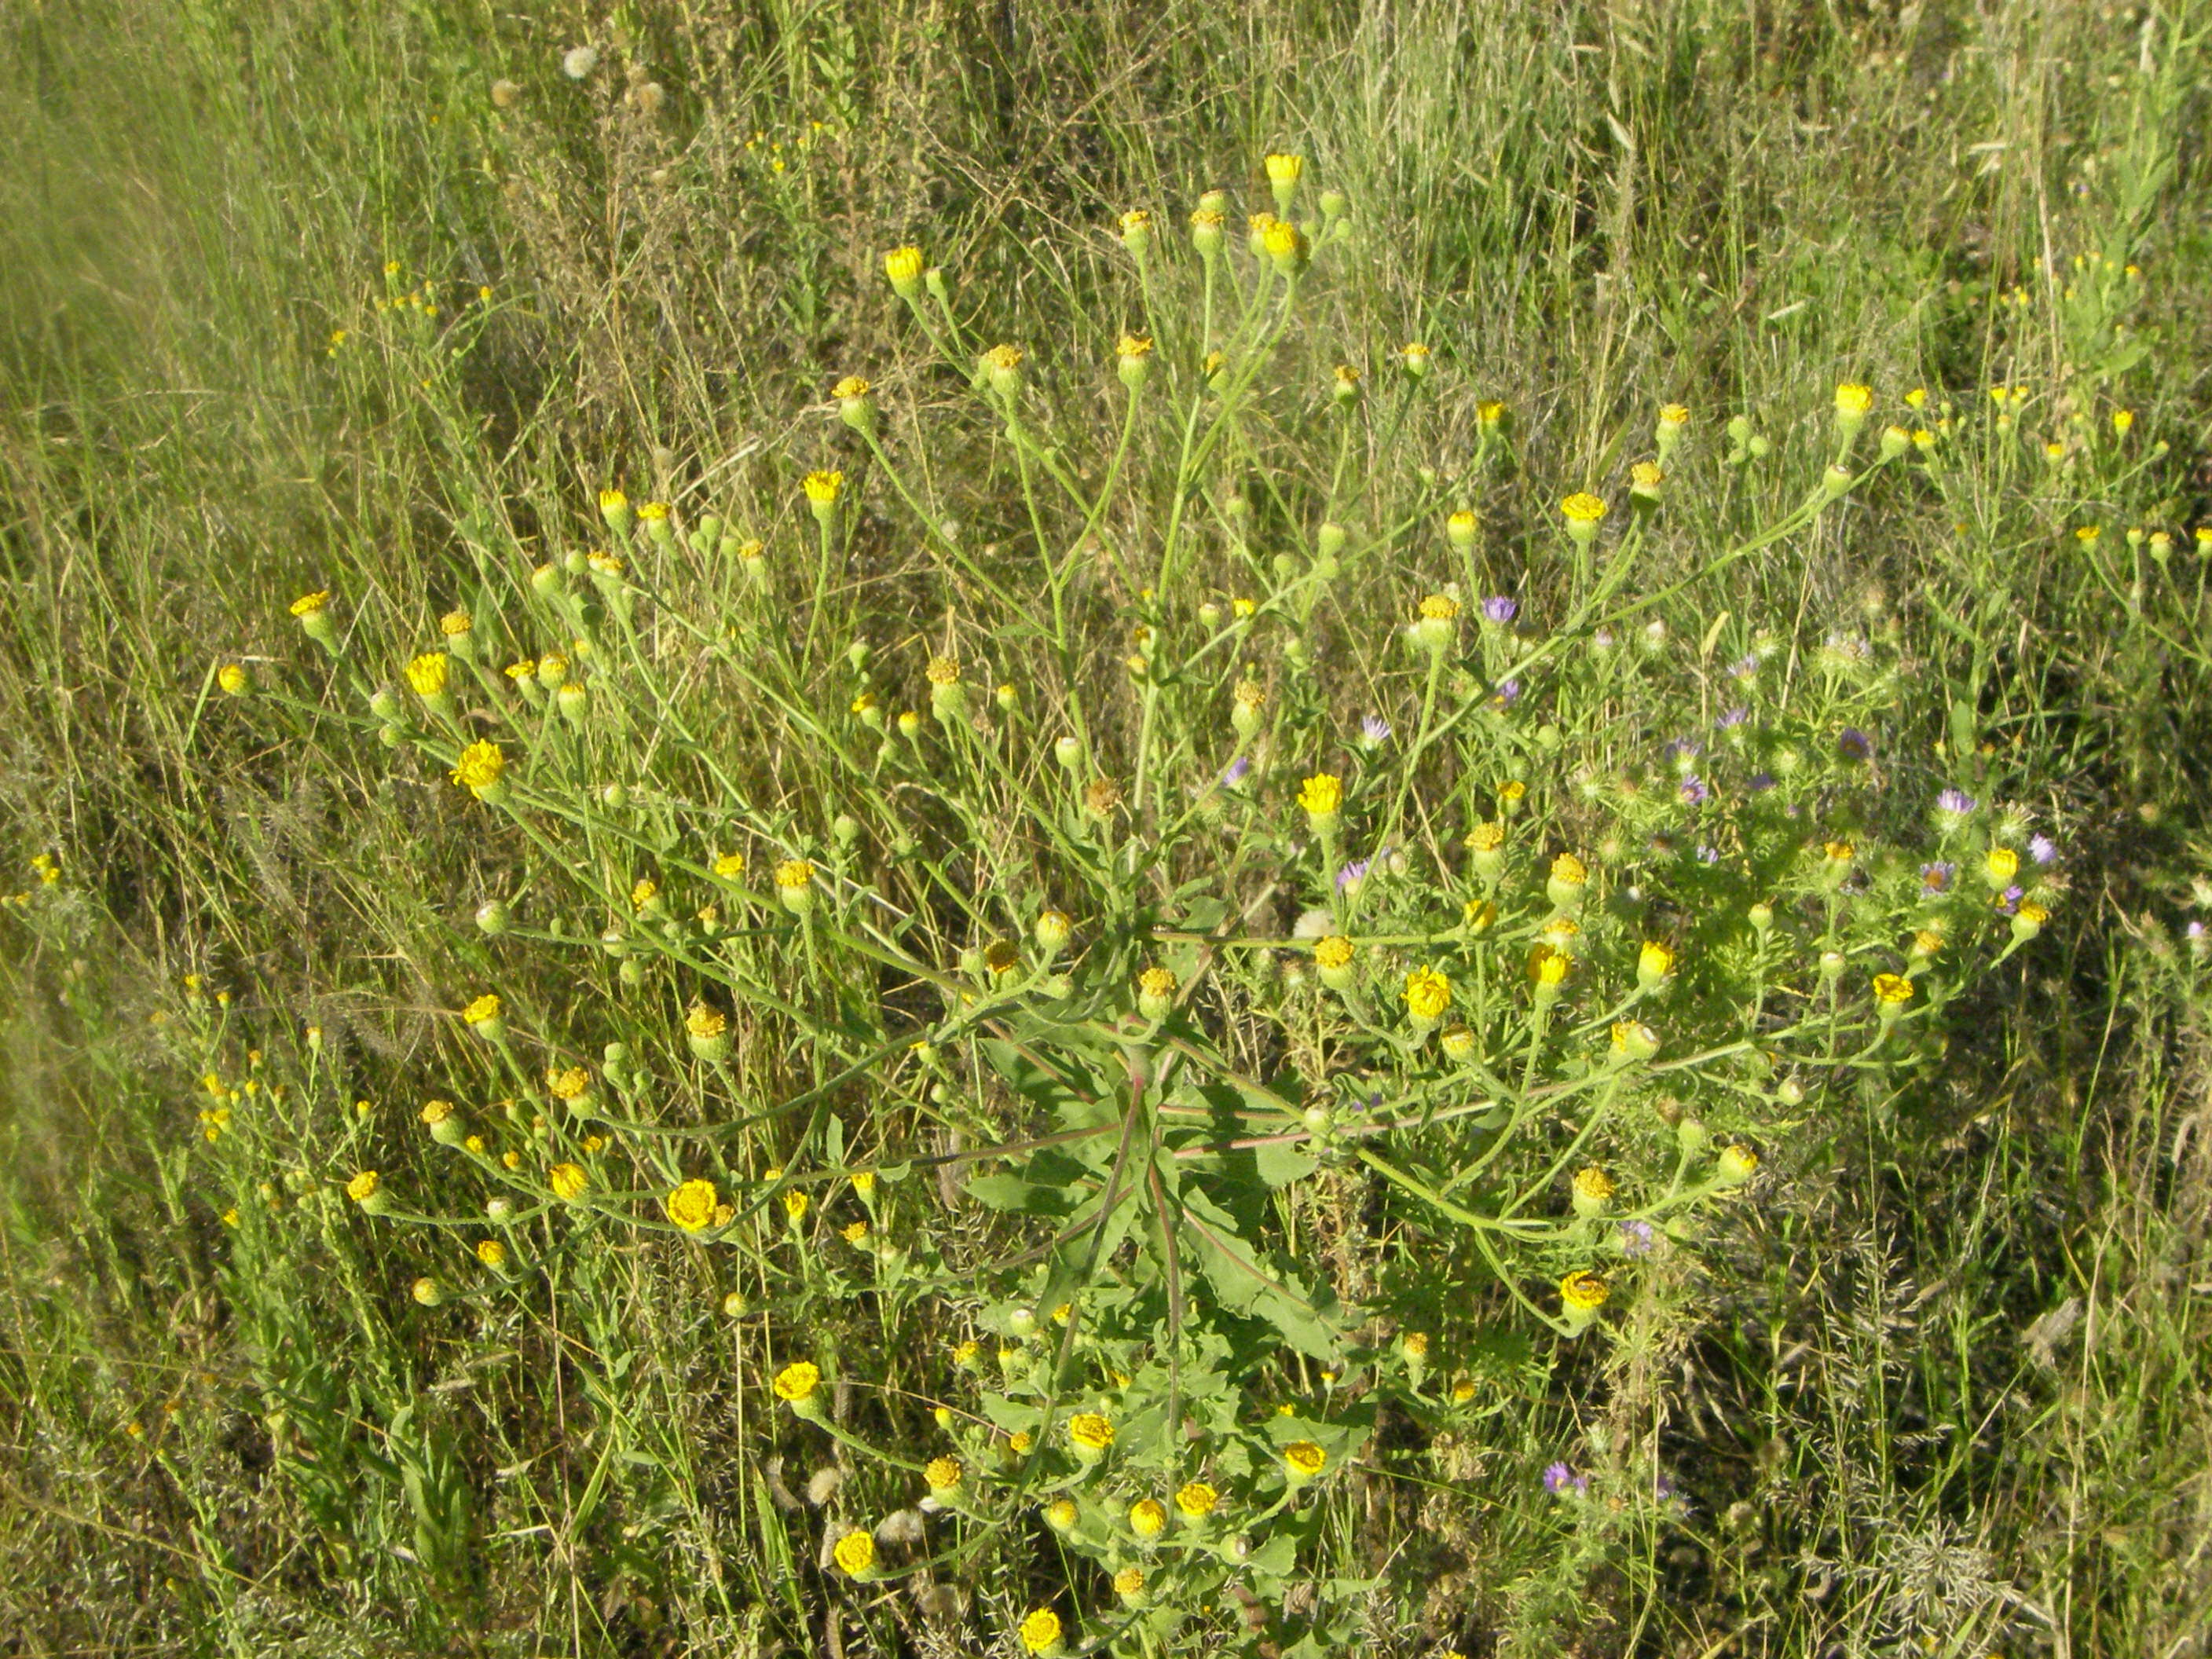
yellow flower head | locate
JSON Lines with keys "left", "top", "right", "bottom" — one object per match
{"left": 982, "top": 342, "right": 1024, "bottom": 374}
{"left": 1404, "top": 965, "right": 1452, "bottom": 1023}
{"left": 925, "top": 654, "right": 961, "bottom": 686}
{"left": 1986, "top": 845, "right": 2020, "bottom": 882}
{"left": 831, "top": 374, "right": 870, "bottom": 401}
{"left": 547, "top": 1066, "right": 590, "bottom": 1101}
{"left": 1117, "top": 333, "right": 1153, "bottom": 361}
{"left": 1419, "top": 592, "right": 1461, "bottom": 621}
{"left": 1551, "top": 852, "right": 1588, "bottom": 886}
{"left": 1834, "top": 383, "right": 1873, "bottom": 418}
{"left": 461, "top": 994, "right": 501, "bottom": 1026}
{"left": 1018, "top": 1609, "right": 1063, "bottom": 1657}
{"left": 665, "top": 1177, "right": 720, "bottom": 1232}
{"left": 289, "top": 590, "right": 330, "bottom": 617}
{"left": 832, "top": 1529, "right": 875, "bottom": 1578}
{"left": 1119, "top": 208, "right": 1151, "bottom": 238}
{"left": 1283, "top": 1441, "right": 1328, "bottom": 1479}
{"left": 1476, "top": 400, "right": 1506, "bottom": 427}
{"left": 775, "top": 859, "right": 815, "bottom": 892}
{"left": 773, "top": 1361, "right": 822, "bottom": 1402}
{"left": 1113, "top": 1566, "right": 1144, "bottom": 1599}
{"left": 1261, "top": 218, "right": 1307, "bottom": 268}
{"left": 420, "top": 1098, "right": 456, "bottom": 1126}
{"left": 1298, "top": 772, "right": 1343, "bottom": 819}
{"left": 1658, "top": 403, "right": 1689, "bottom": 428}
{"left": 599, "top": 487, "right": 628, "bottom": 517}
{"left": 1560, "top": 492, "right": 1608, "bottom": 526}
{"left": 1128, "top": 1498, "right": 1167, "bottom": 1538}
{"left": 451, "top": 742, "right": 505, "bottom": 793}
{"left": 926, "top": 1455, "right": 963, "bottom": 1491}
{"left": 1068, "top": 1412, "right": 1115, "bottom": 1452}
{"left": 1500, "top": 780, "right": 1527, "bottom": 804}
{"left": 346, "top": 1170, "right": 380, "bottom": 1203}
{"left": 405, "top": 652, "right": 451, "bottom": 698}
{"left": 476, "top": 1238, "right": 507, "bottom": 1269}
{"left": 883, "top": 245, "right": 925, "bottom": 287}
{"left": 1466, "top": 821, "right": 1505, "bottom": 853}
{"left": 1314, "top": 935, "right": 1354, "bottom": 970}
{"left": 1873, "top": 972, "right": 1916, "bottom": 1006}
{"left": 631, "top": 878, "right": 660, "bottom": 910}
{"left": 1639, "top": 939, "right": 1675, "bottom": 982}
{"left": 1174, "top": 1480, "right": 1219, "bottom": 1518}
{"left": 1264, "top": 152, "right": 1304, "bottom": 185}
{"left": 712, "top": 851, "right": 745, "bottom": 880}
{"left": 1137, "top": 966, "right": 1177, "bottom": 1001}
{"left": 1527, "top": 943, "right": 1569, "bottom": 987}
{"left": 782, "top": 1189, "right": 808, "bottom": 1222}
{"left": 802, "top": 470, "right": 844, "bottom": 506}
{"left": 1825, "top": 840, "right": 1856, "bottom": 865}
{"left": 1559, "top": 1269, "right": 1609, "bottom": 1312}
{"left": 438, "top": 608, "right": 471, "bottom": 637}
{"left": 216, "top": 663, "right": 248, "bottom": 694}
{"left": 687, "top": 1004, "right": 727, "bottom": 1042}
{"left": 1573, "top": 1166, "right": 1616, "bottom": 1205}
{"left": 504, "top": 659, "right": 536, "bottom": 682}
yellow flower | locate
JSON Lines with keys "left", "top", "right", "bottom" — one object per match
{"left": 851, "top": 1170, "right": 877, "bottom": 1199}
{"left": 548, "top": 1162, "right": 588, "bottom": 1201}
{"left": 1559, "top": 1269, "right": 1609, "bottom": 1312}
{"left": 1637, "top": 939, "right": 1675, "bottom": 988}
{"left": 665, "top": 1178, "right": 720, "bottom": 1232}
{"left": 782, "top": 1189, "right": 809, "bottom": 1222}
{"left": 1313, "top": 936, "right": 1353, "bottom": 970}
{"left": 1560, "top": 492, "right": 1607, "bottom": 525}
{"left": 1403, "top": 965, "right": 1452, "bottom": 1024}
{"left": 439, "top": 608, "right": 472, "bottom": 637}
{"left": 346, "top": 1170, "right": 380, "bottom": 1203}
{"left": 1137, "top": 966, "right": 1177, "bottom": 1002}
{"left": 476, "top": 1238, "right": 507, "bottom": 1269}
{"left": 405, "top": 652, "right": 450, "bottom": 698}
{"left": 1018, "top": 1609, "right": 1064, "bottom": 1657}
{"left": 840, "top": 1220, "right": 868, "bottom": 1243}
{"left": 1419, "top": 592, "right": 1460, "bottom": 621}
{"left": 925, "top": 654, "right": 960, "bottom": 685}
{"left": 1283, "top": 1441, "right": 1328, "bottom": 1480}
{"left": 831, "top": 374, "right": 870, "bottom": 401}
{"left": 1264, "top": 152, "right": 1304, "bottom": 185}
{"left": 1174, "top": 1480, "right": 1219, "bottom": 1518}
{"left": 687, "top": 1005, "right": 728, "bottom": 1042}
{"left": 289, "top": 590, "right": 330, "bottom": 617}
{"left": 1551, "top": 852, "right": 1587, "bottom": 886}
{"left": 1128, "top": 1498, "right": 1166, "bottom": 1538}
{"left": 1117, "top": 333, "right": 1153, "bottom": 361}
{"left": 1825, "top": 840, "right": 1856, "bottom": 866}
{"left": 1873, "top": 972, "right": 1916, "bottom": 1006}
{"left": 1986, "top": 846, "right": 2020, "bottom": 883}
{"left": 1068, "top": 1412, "right": 1115, "bottom": 1455}
{"left": 772, "top": 1361, "right": 822, "bottom": 1402}
{"left": 926, "top": 1455, "right": 963, "bottom": 1492}
{"left": 1573, "top": 1166, "right": 1616, "bottom": 1207}
{"left": 981, "top": 342, "right": 1024, "bottom": 375}
{"left": 1298, "top": 772, "right": 1343, "bottom": 821}
{"left": 1834, "top": 383, "right": 1873, "bottom": 419}
{"left": 1261, "top": 217, "right": 1308, "bottom": 273}
{"left": 449, "top": 741, "right": 506, "bottom": 797}
{"left": 802, "top": 470, "right": 843, "bottom": 507}
{"left": 461, "top": 994, "right": 502, "bottom": 1027}
{"left": 883, "top": 245, "right": 925, "bottom": 294}
{"left": 1475, "top": 400, "right": 1506, "bottom": 427}
{"left": 1113, "top": 1566, "right": 1145, "bottom": 1601}
{"left": 216, "top": 663, "right": 248, "bottom": 694}
{"left": 1717, "top": 1144, "right": 1760, "bottom": 1185}
{"left": 1527, "top": 943, "right": 1570, "bottom": 988}
{"left": 1401, "top": 342, "right": 1430, "bottom": 373}
{"left": 1658, "top": 402, "right": 1689, "bottom": 428}
{"left": 832, "top": 1529, "right": 875, "bottom": 1578}
{"left": 775, "top": 859, "right": 814, "bottom": 891}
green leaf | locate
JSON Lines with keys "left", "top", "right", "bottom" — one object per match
{"left": 1251, "top": 1137, "right": 1319, "bottom": 1188}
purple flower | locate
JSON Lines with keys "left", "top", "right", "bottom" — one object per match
{"left": 1360, "top": 714, "right": 1392, "bottom": 746}
{"left": 1593, "top": 628, "right": 1616, "bottom": 650}
{"left": 1482, "top": 595, "right": 1518, "bottom": 624}
{"left": 1619, "top": 1219, "right": 1655, "bottom": 1256}
{"left": 1921, "top": 860, "right": 1954, "bottom": 893}
{"left": 1936, "top": 787, "right": 1976, "bottom": 818}
{"left": 1696, "top": 844, "right": 1720, "bottom": 864}
{"left": 1679, "top": 775, "right": 1709, "bottom": 806}
{"left": 1221, "top": 755, "right": 1251, "bottom": 786}
{"left": 1838, "top": 727, "right": 1873, "bottom": 760}
{"left": 1728, "top": 653, "right": 1760, "bottom": 681}
{"left": 1716, "top": 706, "right": 1749, "bottom": 731}
{"left": 2029, "top": 833, "right": 2058, "bottom": 866}
{"left": 1663, "top": 736, "right": 1702, "bottom": 764}
{"left": 1493, "top": 678, "right": 1522, "bottom": 708}
{"left": 1335, "top": 856, "right": 1374, "bottom": 895}
{"left": 1997, "top": 884, "right": 2023, "bottom": 914}
{"left": 1544, "top": 1461, "right": 1589, "bottom": 1496}
{"left": 1749, "top": 771, "right": 1777, "bottom": 793}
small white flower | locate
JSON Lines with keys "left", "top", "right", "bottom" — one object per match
{"left": 562, "top": 45, "right": 600, "bottom": 79}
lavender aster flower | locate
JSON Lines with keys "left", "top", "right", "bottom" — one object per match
{"left": 1335, "top": 857, "right": 1372, "bottom": 896}
{"left": 1679, "top": 775, "right": 1709, "bottom": 806}
{"left": 1716, "top": 706, "right": 1749, "bottom": 731}
{"left": 1749, "top": 771, "right": 1777, "bottom": 793}
{"left": 1936, "top": 787, "right": 1976, "bottom": 820}
{"left": 1921, "top": 860, "right": 1954, "bottom": 893}
{"left": 2029, "top": 833, "right": 2058, "bottom": 866}
{"left": 1493, "top": 678, "right": 1522, "bottom": 708}
{"left": 1481, "top": 595, "right": 1518, "bottom": 624}
{"left": 1662, "top": 736, "right": 1702, "bottom": 765}
{"left": 1620, "top": 1219, "right": 1655, "bottom": 1256}
{"left": 1543, "top": 1461, "right": 1589, "bottom": 1496}
{"left": 1360, "top": 714, "right": 1392, "bottom": 747}
{"left": 1221, "top": 754, "right": 1251, "bottom": 787}
{"left": 1998, "top": 884, "right": 2023, "bottom": 914}
{"left": 1838, "top": 727, "right": 1873, "bottom": 760}
{"left": 1728, "top": 652, "right": 1760, "bottom": 681}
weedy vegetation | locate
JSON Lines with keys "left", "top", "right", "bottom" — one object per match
{"left": 3, "top": 2, "right": 2211, "bottom": 1656}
